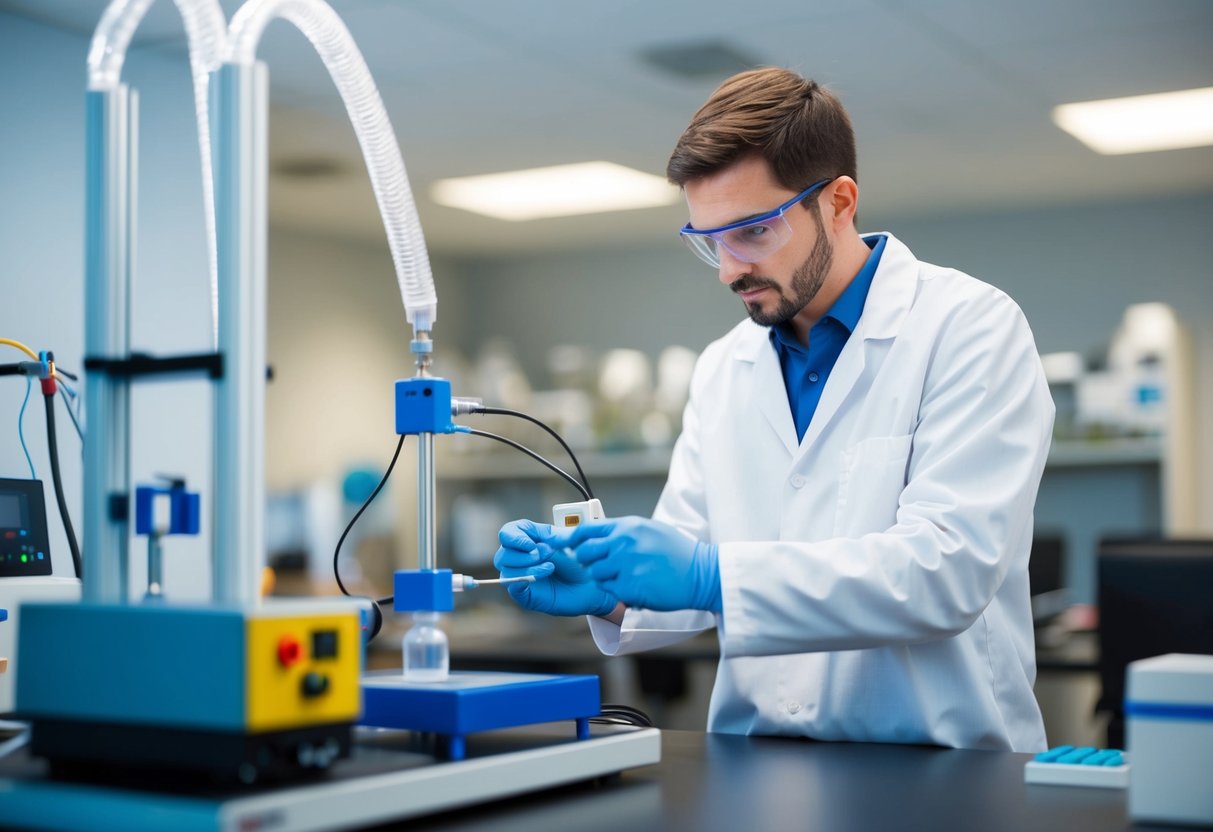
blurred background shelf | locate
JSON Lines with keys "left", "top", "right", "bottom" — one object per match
{"left": 437, "top": 446, "right": 674, "bottom": 481}
{"left": 1045, "top": 437, "right": 1163, "bottom": 468}
{"left": 437, "top": 437, "right": 1164, "bottom": 482}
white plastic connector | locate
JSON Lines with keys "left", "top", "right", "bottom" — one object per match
{"left": 552, "top": 498, "right": 605, "bottom": 530}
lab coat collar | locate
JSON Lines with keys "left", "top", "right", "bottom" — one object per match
{"left": 732, "top": 232, "right": 919, "bottom": 456}
{"left": 854, "top": 232, "right": 917, "bottom": 341}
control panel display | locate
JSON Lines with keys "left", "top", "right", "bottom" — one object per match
{"left": 0, "top": 479, "right": 52, "bottom": 578}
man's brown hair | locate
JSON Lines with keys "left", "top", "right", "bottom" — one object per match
{"left": 666, "top": 67, "right": 857, "bottom": 195}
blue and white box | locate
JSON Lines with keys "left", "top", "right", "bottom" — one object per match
{"left": 1126, "top": 653, "right": 1213, "bottom": 826}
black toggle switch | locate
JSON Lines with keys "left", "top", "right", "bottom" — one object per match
{"left": 301, "top": 671, "right": 330, "bottom": 698}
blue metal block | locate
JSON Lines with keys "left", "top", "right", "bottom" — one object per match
{"left": 393, "top": 569, "right": 454, "bottom": 612}
{"left": 361, "top": 670, "right": 600, "bottom": 759}
{"left": 394, "top": 377, "right": 454, "bottom": 435}
{"left": 134, "top": 486, "right": 201, "bottom": 536}
{"left": 134, "top": 487, "right": 155, "bottom": 534}
{"left": 176, "top": 491, "right": 201, "bottom": 534}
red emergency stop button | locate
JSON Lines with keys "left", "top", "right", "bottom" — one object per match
{"left": 277, "top": 634, "right": 303, "bottom": 667}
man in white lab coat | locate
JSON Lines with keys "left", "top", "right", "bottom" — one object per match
{"left": 495, "top": 67, "right": 1054, "bottom": 752}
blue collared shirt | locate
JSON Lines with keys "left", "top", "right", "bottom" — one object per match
{"left": 770, "top": 234, "right": 886, "bottom": 441}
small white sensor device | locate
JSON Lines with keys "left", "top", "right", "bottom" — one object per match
{"left": 552, "top": 498, "right": 605, "bottom": 529}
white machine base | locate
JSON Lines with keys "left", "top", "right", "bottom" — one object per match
{"left": 0, "top": 722, "right": 660, "bottom": 832}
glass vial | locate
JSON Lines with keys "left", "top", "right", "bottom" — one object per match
{"left": 402, "top": 611, "right": 449, "bottom": 682}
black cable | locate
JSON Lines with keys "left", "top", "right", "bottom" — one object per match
{"left": 464, "top": 428, "right": 591, "bottom": 501}
{"left": 475, "top": 407, "right": 594, "bottom": 498}
{"left": 43, "top": 391, "right": 82, "bottom": 578}
{"left": 330, "top": 419, "right": 591, "bottom": 643}
{"left": 333, "top": 434, "right": 406, "bottom": 606}
{"left": 592, "top": 704, "right": 655, "bottom": 728}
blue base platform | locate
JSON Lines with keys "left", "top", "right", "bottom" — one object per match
{"left": 360, "top": 670, "right": 600, "bottom": 760}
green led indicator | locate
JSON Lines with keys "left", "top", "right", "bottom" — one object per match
{"left": 21, "top": 554, "right": 28, "bottom": 563}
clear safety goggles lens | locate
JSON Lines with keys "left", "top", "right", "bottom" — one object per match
{"left": 681, "top": 214, "right": 794, "bottom": 269}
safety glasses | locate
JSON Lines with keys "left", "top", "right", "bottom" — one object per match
{"left": 679, "top": 178, "right": 832, "bottom": 268}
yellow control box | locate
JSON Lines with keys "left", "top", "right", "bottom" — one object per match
{"left": 245, "top": 609, "right": 362, "bottom": 732}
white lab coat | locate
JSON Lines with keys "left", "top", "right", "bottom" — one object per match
{"left": 589, "top": 232, "right": 1053, "bottom": 752}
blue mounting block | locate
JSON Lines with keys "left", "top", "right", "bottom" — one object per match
{"left": 360, "top": 670, "right": 600, "bottom": 761}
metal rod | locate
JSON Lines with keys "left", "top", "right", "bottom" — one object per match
{"left": 83, "top": 87, "right": 134, "bottom": 603}
{"left": 412, "top": 330, "right": 436, "bottom": 573}
{"left": 146, "top": 535, "right": 163, "bottom": 598}
{"left": 212, "top": 62, "right": 269, "bottom": 606}
{"left": 417, "top": 432, "right": 435, "bottom": 571}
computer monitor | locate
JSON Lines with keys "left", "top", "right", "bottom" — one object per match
{"left": 1096, "top": 537, "right": 1213, "bottom": 747}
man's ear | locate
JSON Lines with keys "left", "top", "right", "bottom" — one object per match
{"left": 826, "top": 176, "right": 859, "bottom": 231}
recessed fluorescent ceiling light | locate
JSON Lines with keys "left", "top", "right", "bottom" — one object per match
{"left": 431, "top": 161, "right": 679, "bottom": 221}
{"left": 1052, "top": 87, "right": 1213, "bottom": 155}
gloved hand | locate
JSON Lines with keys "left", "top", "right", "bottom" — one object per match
{"left": 551, "top": 516, "right": 722, "bottom": 613}
{"left": 493, "top": 519, "right": 619, "bottom": 617}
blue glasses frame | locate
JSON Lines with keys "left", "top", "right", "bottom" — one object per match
{"left": 679, "top": 178, "right": 832, "bottom": 268}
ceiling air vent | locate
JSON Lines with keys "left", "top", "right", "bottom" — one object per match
{"left": 638, "top": 39, "right": 762, "bottom": 79}
{"left": 271, "top": 157, "right": 346, "bottom": 179}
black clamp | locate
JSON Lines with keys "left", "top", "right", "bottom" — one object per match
{"left": 84, "top": 352, "right": 225, "bottom": 381}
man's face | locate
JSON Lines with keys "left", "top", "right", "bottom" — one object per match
{"left": 684, "top": 156, "right": 833, "bottom": 330}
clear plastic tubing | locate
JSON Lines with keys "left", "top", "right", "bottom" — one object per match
{"left": 402, "top": 611, "right": 449, "bottom": 682}
{"left": 226, "top": 0, "right": 439, "bottom": 339}
{"left": 87, "top": 0, "right": 227, "bottom": 347}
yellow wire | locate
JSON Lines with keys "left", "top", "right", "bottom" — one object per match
{"left": 0, "top": 338, "right": 39, "bottom": 360}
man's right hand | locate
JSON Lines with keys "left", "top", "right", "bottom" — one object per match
{"left": 494, "top": 519, "right": 619, "bottom": 617}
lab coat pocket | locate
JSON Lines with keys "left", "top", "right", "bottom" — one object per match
{"left": 834, "top": 434, "right": 913, "bottom": 537}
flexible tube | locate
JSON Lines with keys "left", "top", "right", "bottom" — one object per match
{"left": 87, "top": 0, "right": 227, "bottom": 347}
{"left": 226, "top": 0, "right": 438, "bottom": 335}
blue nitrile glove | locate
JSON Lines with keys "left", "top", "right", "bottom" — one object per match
{"left": 551, "top": 516, "right": 722, "bottom": 613}
{"left": 493, "top": 519, "right": 619, "bottom": 617}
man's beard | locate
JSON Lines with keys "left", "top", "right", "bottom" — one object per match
{"left": 730, "top": 211, "right": 833, "bottom": 328}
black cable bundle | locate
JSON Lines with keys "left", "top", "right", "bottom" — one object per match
{"left": 43, "top": 390, "right": 82, "bottom": 577}
{"left": 332, "top": 409, "right": 594, "bottom": 644}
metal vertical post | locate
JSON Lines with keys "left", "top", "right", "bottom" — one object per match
{"left": 417, "top": 432, "right": 435, "bottom": 571}
{"left": 414, "top": 338, "right": 436, "bottom": 573}
{"left": 83, "top": 87, "right": 135, "bottom": 604}
{"left": 212, "top": 62, "right": 268, "bottom": 606}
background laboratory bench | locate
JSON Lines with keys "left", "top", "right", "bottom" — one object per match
{"left": 365, "top": 729, "right": 1151, "bottom": 832}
